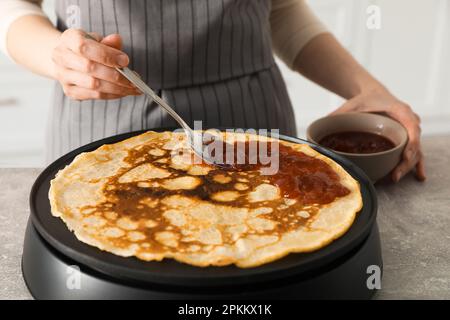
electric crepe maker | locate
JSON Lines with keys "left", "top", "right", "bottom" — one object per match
{"left": 22, "top": 129, "right": 382, "bottom": 299}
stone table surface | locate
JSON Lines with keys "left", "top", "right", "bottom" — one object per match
{"left": 0, "top": 136, "right": 449, "bottom": 300}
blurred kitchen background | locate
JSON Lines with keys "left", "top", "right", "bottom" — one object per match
{"left": 0, "top": 0, "right": 449, "bottom": 167}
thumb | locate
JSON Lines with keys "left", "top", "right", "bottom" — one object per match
{"left": 101, "top": 34, "right": 123, "bottom": 50}
{"left": 86, "top": 32, "right": 102, "bottom": 42}
{"left": 329, "top": 96, "right": 361, "bottom": 115}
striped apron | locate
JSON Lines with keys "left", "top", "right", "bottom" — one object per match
{"left": 47, "top": 0, "right": 297, "bottom": 162}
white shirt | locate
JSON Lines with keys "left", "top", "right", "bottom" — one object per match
{"left": 0, "top": 0, "right": 45, "bottom": 55}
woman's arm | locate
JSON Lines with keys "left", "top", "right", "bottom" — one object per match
{"left": 293, "top": 33, "right": 379, "bottom": 99}
{"left": 7, "top": 15, "right": 60, "bottom": 78}
{"left": 270, "top": 0, "right": 425, "bottom": 182}
{"left": 293, "top": 33, "right": 425, "bottom": 182}
{"left": 3, "top": 1, "right": 139, "bottom": 100}
{"left": 270, "top": 0, "right": 328, "bottom": 69}
{"left": 0, "top": 0, "right": 45, "bottom": 55}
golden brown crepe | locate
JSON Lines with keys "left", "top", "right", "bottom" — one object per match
{"left": 49, "top": 131, "right": 362, "bottom": 268}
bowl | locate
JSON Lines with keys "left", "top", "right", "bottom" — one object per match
{"left": 307, "top": 112, "right": 407, "bottom": 182}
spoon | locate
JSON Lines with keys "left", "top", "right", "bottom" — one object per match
{"left": 84, "top": 34, "right": 223, "bottom": 167}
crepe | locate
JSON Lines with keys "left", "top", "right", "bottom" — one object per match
{"left": 49, "top": 131, "right": 362, "bottom": 268}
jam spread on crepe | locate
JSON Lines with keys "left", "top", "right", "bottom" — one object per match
{"left": 211, "top": 141, "right": 350, "bottom": 203}
{"left": 267, "top": 144, "right": 350, "bottom": 203}
{"left": 82, "top": 139, "right": 350, "bottom": 251}
{"left": 319, "top": 131, "right": 395, "bottom": 154}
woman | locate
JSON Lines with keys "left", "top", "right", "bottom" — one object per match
{"left": 1, "top": 0, "right": 425, "bottom": 182}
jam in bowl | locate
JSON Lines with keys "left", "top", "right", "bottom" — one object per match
{"left": 307, "top": 113, "right": 408, "bottom": 182}
{"left": 319, "top": 131, "right": 396, "bottom": 154}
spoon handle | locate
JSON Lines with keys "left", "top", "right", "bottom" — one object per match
{"left": 117, "top": 67, "right": 192, "bottom": 134}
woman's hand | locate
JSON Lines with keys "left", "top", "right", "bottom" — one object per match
{"left": 51, "top": 28, "right": 140, "bottom": 100}
{"left": 331, "top": 87, "right": 426, "bottom": 182}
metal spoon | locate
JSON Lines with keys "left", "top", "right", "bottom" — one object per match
{"left": 84, "top": 34, "right": 222, "bottom": 166}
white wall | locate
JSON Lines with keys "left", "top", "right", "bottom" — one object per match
{"left": 283, "top": 0, "right": 450, "bottom": 137}
{"left": 0, "top": 0, "right": 449, "bottom": 167}
{"left": 0, "top": 0, "right": 55, "bottom": 167}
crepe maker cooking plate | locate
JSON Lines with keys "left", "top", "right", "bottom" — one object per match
{"left": 22, "top": 129, "right": 382, "bottom": 299}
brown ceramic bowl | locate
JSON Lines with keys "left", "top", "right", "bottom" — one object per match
{"left": 307, "top": 112, "right": 407, "bottom": 182}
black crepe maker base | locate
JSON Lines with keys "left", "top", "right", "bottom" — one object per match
{"left": 22, "top": 130, "right": 383, "bottom": 299}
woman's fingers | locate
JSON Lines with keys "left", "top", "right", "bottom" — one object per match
{"left": 101, "top": 34, "right": 123, "bottom": 50}
{"left": 52, "top": 29, "right": 136, "bottom": 100}
{"left": 90, "top": 62, "right": 134, "bottom": 88}
{"left": 52, "top": 46, "right": 90, "bottom": 73}
{"left": 53, "top": 47, "right": 133, "bottom": 87}
{"left": 61, "top": 29, "right": 129, "bottom": 67}
{"left": 86, "top": 32, "right": 102, "bottom": 42}
{"left": 386, "top": 104, "right": 426, "bottom": 182}
{"left": 392, "top": 149, "right": 426, "bottom": 182}
{"left": 387, "top": 103, "right": 425, "bottom": 182}
{"left": 415, "top": 157, "right": 426, "bottom": 181}
{"left": 57, "top": 67, "right": 140, "bottom": 96}
{"left": 62, "top": 85, "right": 124, "bottom": 100}
{"left": 392, "top": 144, "right": 421, "bottom": 182}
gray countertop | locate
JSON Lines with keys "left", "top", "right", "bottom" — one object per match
{"left": 1, "top": 136, "right": 449, "bottom": 300}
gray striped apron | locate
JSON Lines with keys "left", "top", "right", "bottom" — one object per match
{"left": 47, "top": 0, "right": 297, "bottom": 162}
